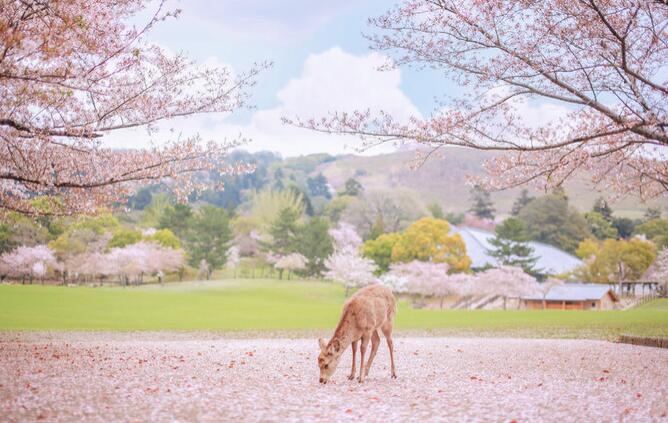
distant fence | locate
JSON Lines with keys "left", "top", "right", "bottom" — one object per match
{"left": 618, "top": 335, "right": 668, "bottom": 349}
{"left": 610, "top": 281, "right": 661, "bottom": 298}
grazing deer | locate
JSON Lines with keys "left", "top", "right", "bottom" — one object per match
{"left": 318, "top": 284, "right": 397, "bottom": 384}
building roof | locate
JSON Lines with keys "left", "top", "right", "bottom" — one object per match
{"left": 452, "top": 226, "right": 582, "bottom": 275}
{"left": 523, "top": 283, "right": 618, "bottom": 301}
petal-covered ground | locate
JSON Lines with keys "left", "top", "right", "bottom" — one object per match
{"left": 1, "top": 334, "right": 666, "bottom": 422}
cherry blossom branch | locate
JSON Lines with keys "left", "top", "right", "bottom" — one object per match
{"left": 289, "top": 0, "right": 668, "bottom": 199}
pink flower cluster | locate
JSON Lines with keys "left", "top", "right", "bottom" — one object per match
{"left": 383, "top": 263, "right": 543, "bottom": 299}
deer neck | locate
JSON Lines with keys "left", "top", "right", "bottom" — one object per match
{"left": 330, "top": 325, "right": 356, "bottom": 356}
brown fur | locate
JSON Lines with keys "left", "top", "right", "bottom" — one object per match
{"left": 318, "top": 284, "right": 397, "bottom": 383}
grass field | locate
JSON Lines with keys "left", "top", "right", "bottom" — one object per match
{"left": 1, "top": 279, "right": 667, "bottom": 339}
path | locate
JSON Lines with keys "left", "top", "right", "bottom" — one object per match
{"left": 1, "top": 334, "right": 666, "bottom": 422}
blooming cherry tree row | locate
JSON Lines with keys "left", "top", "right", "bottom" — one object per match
{"left": 274, "top": 253, "right": 308, "bottom": 280}
{"left": 0, "top": 242, "right": 184, "bottom": 285}
{"left": 382, "top": 264, "right": 544, "bottom": 308}
{"left": 0, "top": 245, "right": 57, "bottom": 282}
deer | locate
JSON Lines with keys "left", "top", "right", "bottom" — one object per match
{"left": 317, "top": 284, "right": 397, "bottom": 384}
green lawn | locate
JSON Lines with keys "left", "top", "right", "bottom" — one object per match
{"left": 1, "top": 279, "right": 667, "bottom": 339}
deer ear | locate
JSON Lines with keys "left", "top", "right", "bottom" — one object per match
{"left": 318, "top": 338, "right": 327, "bottom": 350}
{"left": 332, "top": 339, "right": 341, "bottom": 352}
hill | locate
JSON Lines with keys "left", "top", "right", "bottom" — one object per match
{"left": 315, "top": 147, "right": 664, "bottom": 218}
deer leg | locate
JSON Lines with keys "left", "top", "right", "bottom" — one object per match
{"left": 382, "top": 323, "right": 397, "bottom": 379}
{"left": 348, "top": 340, "right": 358, "bottom": 380}
{"left": 364, "top": 330, "right": 381, "bottom": 377}
{"left": 358, "top": 333, "right": 370, "bottom": 383}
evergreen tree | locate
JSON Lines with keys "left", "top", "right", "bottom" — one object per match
{"left": 287, "top": 186, "right": 314, "bottom": 216}
{"left": 468, "top": 185, "right": 495, "bottom": 220}
{"left": 307, "top": 173, "right": 331, "bottom": 199}
{"left": 592, "top": 197, "right": 613, "bottom": 221}
{"left": 341, "top": 177, "right": 363, "bottom": 196}
{"left": 612, "top": 217, "right": 638, "bottom": 239}
{"left": 519, "top": 193, "right": 590, "bottom": 253}
{"left": 272, "top": 168, "right": 285, "bottom": 190}
{"left": 158, "top": 203, "right": 193, "bottom": 239}
{"left": 267, "top": 207, "right": 301, "bottom": 255}
{"left": 487, "top": 218, "right": 540, "bottom": 275}
{"left": 444, "top": 212, "right": 465, "bottom": 225}
{"left": 511, "top": 189, "right": 534, "bottom": 216}
{"left": 584, "top": 212, "right": 618, "bottom": 240}
{"left": 427, "top": 202, "right": 445, "bottom": 219}
{"left": 297, "top": 217, "right": 333, "bottom": 276}
{"left": 185, "top": 205, "right": 232, "bottom": 276}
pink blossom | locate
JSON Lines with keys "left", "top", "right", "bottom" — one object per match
{"left": 226, "top": 246, "right": 241, "bottom": 270}
{"left": 274, "top": 253, "right": 308, "bottom": 272}
{"left": 0, "top": 245, "right": 57, "bottom": 279}
{"left": 386, "top": 261, "right": 451, "bottom": 297}
{"left": 0, "top": 1, "right": 268, "bottom": 216}
{"left": 324, "top": 252, "right": 378, "bottom": 289}
{"left": 289, "top": 1, "right": 668, "bottom": 200}
{"left": 329, "top": 223, "right": 363, "bottom": 255}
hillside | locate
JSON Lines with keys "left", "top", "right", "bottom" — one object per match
{"left": 315, "top": 147, "right": 664, "bottom": 218}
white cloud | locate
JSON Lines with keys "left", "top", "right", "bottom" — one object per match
{"left": 106, "top": 47, "right": 422, "bottom": 157}
{"left": 237, "top": 47, "right": 422, "bottom": 156}
{"left": 104, "top": 48, "right": 576, "bottom": 158}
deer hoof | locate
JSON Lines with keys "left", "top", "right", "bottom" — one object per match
{"left": 347, "top": 374, "right": 354, "bottom": 380}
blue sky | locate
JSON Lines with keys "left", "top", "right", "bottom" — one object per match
{"left": 107, "top": 0, "right": 462, "bottom": 157}
{"left": 147, "top": 0, "right": 448, "bottom": 115}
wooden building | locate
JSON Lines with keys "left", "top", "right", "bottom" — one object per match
{"left": 522, "top": 283, "right": 619, "bottom": 310}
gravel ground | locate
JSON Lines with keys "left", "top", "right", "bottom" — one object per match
{"left": 1, "top": 334, "right": 667, "bottom": 422}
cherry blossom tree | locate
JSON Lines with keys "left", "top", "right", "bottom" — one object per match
{"left": 380, "top": 272, "right": 410, "bottom": 294}
{"left": 445, "top": 273, "right": 476, "bottom": 297}
{"left": 473, "top": 266, "right": 542, "bottom": 309}
{"left": 226, "top": 245, "right": 241, "bottom": 277}
{"left": 197, "top": 259, "right": 211, "bottom": 281}
{"left": 0, "top": 245, "right": 56, "bottom": 283}
{"left": 644, "top": 248, "right": 668, "bottom": 295}
{"left": 290, "top": 1, "right": 668, "bottom": 200}
{"left": 387, "top": 260, "right": 453, "bottom": 307}
{"left": 324, "top": 223, "right": 377, "bottom": 294}
{"left": 1, "top": 0, "right": 268, "bottom": 216}
{"left": 329, "top": 222, "right": 363, "bottom": 255}
{"left": 94, "top": 242, "right": 185, "bottom": 285}
{"left": 273, "top": 252, "right": 308, "bottom": 280}
{"left": 324, "top": 252, "right": 378, "bottom": 296}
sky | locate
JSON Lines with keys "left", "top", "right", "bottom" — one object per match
{"left": 104, "top": 0, "right": 445, "bottom": 157}
{"left": 106, "top": 0, "right": 563, "bottom": 158}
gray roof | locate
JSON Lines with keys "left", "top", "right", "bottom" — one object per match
{"left": 452, "top": 226, "right": 582, "bottom": 275}
{"left": 523, "top": 283, "right": 617, "bottom": 301}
